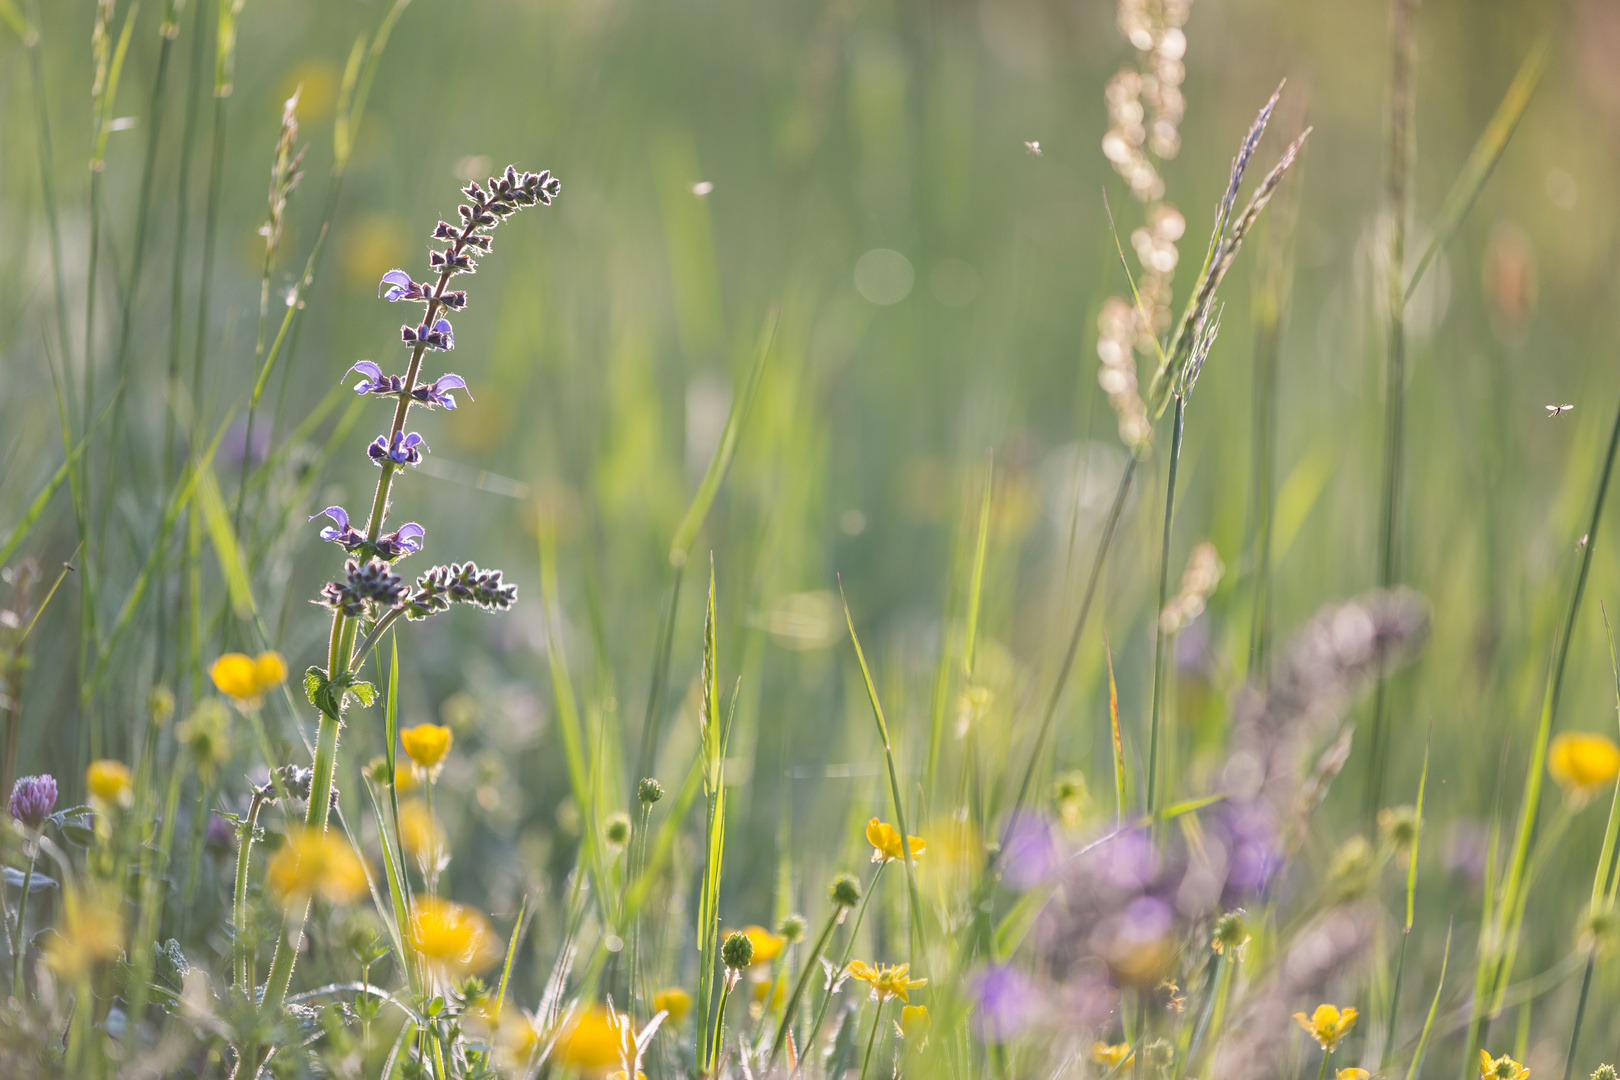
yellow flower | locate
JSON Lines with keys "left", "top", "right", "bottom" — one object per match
{"left": 85, "top": 759, "right": 133, "bottom": 808}
{"left": 743, "top": 925, "right": 785, "bottom": 965}
{"left": 401, "top": 723, "right": 453, "bottom": 771}
{"left": 1091, "top": 1042, "right": 1134, "bottom": 1067}
{"left": 653, "top": 987, "right": 692, "bottom": 1023}
{"left": 751, "top": 977, "right": 785, "bottom": 1009}
{"left": 264, "top": 827, "right": 369, "bottom": 908}
{"left": 1549, "top": 732, "right": 1620, "bottom": 802}
{"left": 1293, "top": 1004, "right": 1358, "bottom": 1051}
{"left": 866, "top": 818, "right": 926, "bottom": 863}
{"left": 408, "top": 897, "right": 499, "bottom": 978}
{"left": 209, "top": 651, "right": 288, "bottom": 708}
{"left": 492, "top": 1009, "right": 541, "bottom": 1072}
{"left": 1338, "top": 1070, "right": 1371, "bottom": 1080}
{"left": 44, "top": 889, "right": 124, "bottom": 979}
{"left": 1480, "top": 1050, "right": 1530, "bottom": 1080}
{"left": 552, "top": 1005, "right": 629, "bottom": 1075}
{"left": 900, "top": 1004, "right": 930, "bottom": 1039}
{"left": 607, "top": 1073, "right": 648, "bottom": 1080}
{"left": 394, "top": 762, "right": 420, "bottom": 793}
{"left": 398, "top": 799, "right": 446, "bottom": 865}
{"left": 845, "top": 960, "right": 927, "bottom": 1003}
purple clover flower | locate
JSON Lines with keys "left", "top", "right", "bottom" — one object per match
{"left": 1001, "top": 812, "right": 1061, "bottom": 891}
{"left": 8, "top": 774, "right": 57, "bottom": 828}
{"left": 401, "top": 318, "right": 455, "bottom": 351}
{"left": 368, "top": 431, "right": 428, "bottom": 468}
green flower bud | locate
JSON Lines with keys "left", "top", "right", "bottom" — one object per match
{"left": 830, "top": 872, "right": 862, "bottom": 909}
{"left": 721, "top": 930, "right": 753, "bottom": 970}
{"left": 604, "top": 811, "right": 632, "bottom": 848}
{"left": 777, "top": 913, "right": 807, "bottom": 943}
{"left": 638, "top": 777, "right": 665, "bottom": 806}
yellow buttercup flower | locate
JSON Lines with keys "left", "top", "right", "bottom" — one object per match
{"left": 607, "top": 1073, "right": 648, "bottom": 1080}
{"left": 1091, "top": 1042, "right": 1134, "bottom": 1067}
{"left": 398, "top": 799, "right": 446, "bottom": 866}
{"left": 751, "top": 977, "right": 785, "bottom": 1009}
{"left": 400, "top": 723, "right": 453, "bottom": 771}
{"left": 1549, "top": 731, "right": 1620, "bottom": 803}
{"left": 264, "top": 827, "right": 369, "bottom": 909}
{"left": 408, "top": 897, "right": 499, "bottom": 978}
{"left": 866, "top": 818, "right": 926, "bottom": 863}
{"left": 44, "top": 889, "right": 124, "bottom": 979}
{"left": 551, "top": 1005, "right": 629, "bottom": 1075}
{"left": 652, "top": 987, "right": 692, "bottom": 1023}
{"left": 900, "top": 1004, "right": 930, "bottom": 1039}
{"left": 1338, "top": 1070, "right": 1371, "bottom": 1080}
{"left": 85, "top": 759, "right": 133, "bottom": 808}
{"left": 742, "top": 925, "right": 785, "bottom": 965}
{"left": 1293, "top": 1004, "right": 1358, "bottom": 1051}
{"left": 845, "top": 960, "right": 927, "bottom": 1003}
{"left": 209, "top": 651, "right": 288, "bottom": 708}
{"left": 1480, "top": 1050, "right": 1530, "bottom": 1080}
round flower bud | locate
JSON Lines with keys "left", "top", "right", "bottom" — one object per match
{"left": 604, "top": 812, "right": 632, "bottom": 848}
{"left": 721, "top": 930, "right": 754, "bottom": 970}
{"left": 829, "top": 873, "right": 863, "bottom": 909}
{"left": 777, "top": 913, "right": 807, "bottom": 943}
{"left": 148, "top": 686, "right": 176, "bottom": 726}
{"left": 638, "top": 777, "right": 665, "bottom": 806}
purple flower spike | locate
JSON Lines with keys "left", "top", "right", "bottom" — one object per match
{"left": 374, "top": 522, "right": 425, "bottom": 559}
{"left": 368, "top": 430, "right": 429, "bottom": 468}
{"left": 344, "top": 361, "right": 395, "bottom": 396}
{"left": 311, "top": 506, "right": 365, "bottom": 550}
{"left": 412, "top": 373, "right": 472, "bottom": 409}
{"left": 9, "top": 774, "right": 58, "bottom": 828}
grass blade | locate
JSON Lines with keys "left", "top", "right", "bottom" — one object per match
{"left": 1402, "top": 920, "right": 1451, "bottom": 1080}
{"left": 1106, "top": 634, "right": 1126, "bottom": 825}
{"left": 1403, "top": 37, "right": 1548, "bottom": 304}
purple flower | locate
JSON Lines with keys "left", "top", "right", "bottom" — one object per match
{"left": 344, "top": 360, "right": 405, "bottom": 396}
{"left": 312, "top": 505, "right": 365, "bottom": 550}
{"left": 374, "top": 522, "right": 425, "bottom": 559}
{"left": 378, "top": 269, "right": 428, "bottom": 303}
{"left": 1002, "top": 813, "right": 1060, "bottom": 891}
{"left": 368, "top": 431, "right": 428, "bottom": 468}
{"left": 971, "top": 964, "right": 1041, "bottom": 1043}
{"left": 412, "top": 373, "right": 471, "bottom": 410}
{"left": 401, "top": 318, "right": 455, "bottom": 351}
{"left": 8, "top": 774, "right": 58, "bottom": 828}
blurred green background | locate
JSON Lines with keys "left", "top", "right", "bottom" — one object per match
{"left": 3, "top": 0, "right": 1620, "bottom": 1036}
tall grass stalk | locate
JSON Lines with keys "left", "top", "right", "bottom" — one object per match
{"left": 1464, "top": 387, "right": 1620, "bottom": 1066}
{"left": 1363, "top": 0, "right": 1418, "bottom": 825}
{"left": 1145, "top": 395, "right": 1185, "bottom": 817}
{"left": 694, "top": 561, "right": 734, "bottom": 1077}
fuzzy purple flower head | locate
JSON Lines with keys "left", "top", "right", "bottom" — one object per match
{"left": 401, "top": 318, "right": 455, "bottom": 352}
{"left": 8, "top": 774, "right": 57, "bottom": 829}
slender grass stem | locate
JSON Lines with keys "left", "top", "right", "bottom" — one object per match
{"left": 1146, "top": 395, "right": 1185, "bottom": 818}
{"left": 232, "top": 788, "right": 268, "bottom": 989}
{"left": 1364, "top": 0, "right": 1419, "bottom": 827}
{"left": 799, "top": 862, "right": 885, "bottom": 1078}
{"left": 770, "top": 905, "right": 843, "bottom": 1066}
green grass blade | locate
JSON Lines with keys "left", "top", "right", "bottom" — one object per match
{"left": 0, "top": 422, "right": 94, "bottom": 568}
{"left": 961, "top": 454, "right": 994, "bottom": 683}
{"left": 1402, "top": 920, "right": 1451, "bottom": 1080}
{"left": 840, "top": 581, "right": 931, "bottom": 974}
{"left": 1404, "top": 37, "right": 1548, "bottom": 304}
{"left": 1106, "top": 634, "right": 1127, "bottom": 825}
{"left": 669, "top": 310, "right": 776, "bottom": 565}
{"left": 695, "top": 560, "right": 727, "bottom": 1074}
{"left": 1596, "top": 605, "right": 1620, "bottom": 905}
{"left": 1408, "top": 724, "right": 1430, "bottom": 931}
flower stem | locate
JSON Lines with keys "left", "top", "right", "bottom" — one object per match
{"left": 770, "top": 906, "right": 843, "bottom": 1066}
{"left": 1315, "top": 1048, "right": 1332, "bottom": 1080}
{"left": 10, "top": 847, "right": 37, "bottom": 999}
{"left": 856, "top": 999, "right": 886, "bottom": 1080}
{"left": 799, "top": 863, "right": 885, "bottom": 1077}
{"left": 232, "top": 789, "right": 267, "bottom": 990}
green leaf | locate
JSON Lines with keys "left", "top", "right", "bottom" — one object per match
{"left": 349, "top": 681, "right": 378, "bottom": 708}
{"left": 304, "top": 667, "right": 326, "bottom": 707}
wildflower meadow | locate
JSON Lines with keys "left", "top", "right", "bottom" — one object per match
{"left": 1, "top": 0, "right": 1618, "bottom": 1078}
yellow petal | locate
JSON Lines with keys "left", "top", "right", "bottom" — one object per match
{"left": 210, "top": 653, "right": 260, "bottom": 701}
{"left": 252, "top": 651, "right": 289, "bottom": 694}
{"left": 400, "top": 723, "right": 453, "bottom": 769}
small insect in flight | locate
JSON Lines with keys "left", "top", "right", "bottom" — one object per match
{"left": 1024, "top": 140, "right": 1042, "bottom": 156}
{"left": 1547, "top": 403, "right": 1574, "bottom": 417}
